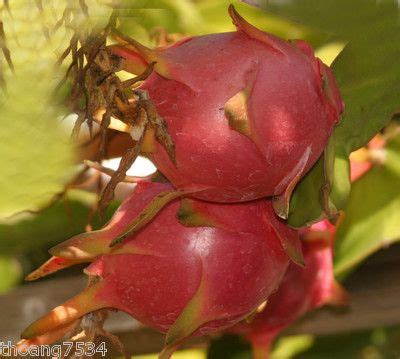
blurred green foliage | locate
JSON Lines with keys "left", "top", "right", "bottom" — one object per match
{"left": 0, "top": 189, "right": 117, "bottom": 279}
{"left": 121, "top": 326, "right": 400, "bottom": 358}
{"left": 335, "top": 135, "right": 400, "bottom": 277}
{"left": 207, "top": 327, "right": 400, "bottom": 359}
{"left": 1, "top": 1, "right": 73, "bottom": 218}
{"left": 0, "top": 189, "right": 117, "bottom": 255}
{"left": 298, "top": 326, "right": 400, "bottom": 359}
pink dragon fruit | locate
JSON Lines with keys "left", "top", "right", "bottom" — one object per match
{"left": 111, "top": 5, "right": 344, "bottom": 203}
{"left": 232, "top": 220, "right": 348, "bottom": 358}
{"left": 21, "top": 182, "right": 299, "bottom": 356}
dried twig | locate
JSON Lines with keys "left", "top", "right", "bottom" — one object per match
{"left": 97, "top": 131, "right": 145, "bottom": 214}
{"left": 53, "top": 5, "right": 175, "bottom": 213}
{"left": 0, "top": 20, "right": 14, "bottom": 72}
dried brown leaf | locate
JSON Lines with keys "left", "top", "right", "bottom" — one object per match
{"left": 97, "top": 128, "right": 145, "bottom": 214}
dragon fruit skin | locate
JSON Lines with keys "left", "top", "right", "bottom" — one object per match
{"left": 112, "top": 6, "right": 344, "bottom": 202}
{"left": 232, "top": 220, "right": 347, "bottom": 357}
{"left": 21, "top": 182, "right": 297, "bottom": 353}
{"left": 32, "top": 181, "right": 302, "bottom": 268}
{"left": 86, "top": 225, "right": 287, "bottom": 337}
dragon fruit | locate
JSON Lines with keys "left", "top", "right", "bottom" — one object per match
{"left": 232, "top": 220, "right": 348, "bottom": 358}
{"left": 111, "top": 5, "right": 344, "bottom": 202}
{"left": 21, "top": 182, "right": 299, "bottom": 356}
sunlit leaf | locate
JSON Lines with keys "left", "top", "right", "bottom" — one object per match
{"left": 271, "top": 335, "right": 314, "bottom": 359}
{"left": 334, "top": 136, "right": 400, "bottom": 276}
{"left": 198, "top": 0, "right": 311, "bottom": 41}
{"left": 0, "top": 1, "right": 77, "bottom": 218}
{"left": 245, "top": 0, "right": 396, "bottom": 40}
{"left": 117, "top": 0, "right": 205, "bottom": 44}
{"left": 0, "top": 74, "right": 75, "bottom": 218}
{"left": 315, "top": 42, "right": 345, "bottom": 66}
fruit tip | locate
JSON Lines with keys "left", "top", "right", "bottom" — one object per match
{"left": 48, "top": 231, "right": 110, "bottom": 260}
{"left": 111, "top": 29, "right": 171, "bottom": 79}
{"left": 16, "top": 339, "right": 29, "bottom": 353}
{"left": 328, "top": 280, "right": 349, "bottom": 306}
{"left": 24, "top": 273, "right": 38, "bottom": 282}
{"left": 21, "top": 283, "right": 106, "bottom": 340}
{"left": 269, "top": 217, "right": 305, "bottom": 267}
{"left": 286, "top": 246, "right": 305, "bottom": 267}
{"left": 228, "top": 4, "right": 241, "bottom": 25}
{"left": 20, "top": 321, "right": 79, "bottom": 348}
{"left": 20, "top": 326, "right": 35, "bottom": 340}
{"left": 227, "top": 3, "right": 285, "bottom": 55}
{"left": 286, "top": 239, "right": 305, "bottom": 267}
{"left": 25, "top": 256, "right": 82, "bottom": 281}
{"left": 48, "top": 243, "right": 70, "bottom": 258}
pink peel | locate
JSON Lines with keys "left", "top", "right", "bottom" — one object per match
{"left": 232, "top": 220, "right": 348, "bottom": 353}
{"left": 114, "top": 5, "right": 343, "bottom": 203}
{"left": 18, "top": 321, "right": 77, "bottom": 351}
{"left": 228, "top": 4, "right": 285, "bottom": 55}
{"left": 49, "top": 183, "right": 192, "bottom": 260}
{"left": 22, "top": 182, "right": 296, "bottom": 352}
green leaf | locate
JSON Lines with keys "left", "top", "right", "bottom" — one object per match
{"left": 287, "top": 157, "right": 325, "bottom": 227}
{"left": 0, "top": 1, "right": 82, "bottom": 218}
{"left": 198, "top": 0, "right": 312, "bottom": 42}
{"left": 0, "top": 190, "right": 118, "bottom": 257}
{"left": 273, "top": 1, "right": 400, "bottom": 227}
{"left": 0, "top": 0, "right": 126, "bottom": 219}
{"left": 251, "top": 0, "right": 397, "bottom": 41}
{"left": 271, "top": 335, "right": 314, "bottom": 359}
{"left": 117, "top": 0, "right": 317, "bottom": 46}
{"left": 0, "top": 256, "right": 22, "bottom": 294}
{"left": 117, "top": 0, "right": 205, "bottom": 45}
{"left": 0, "top": 76, "right": 75, "bottom": 218}
{"left": 332, "top": 33, "right": 400, "bottom": 153}
{"left": 334, "top": 136, "right": 400, "bottom": 277}
{"left": 328, "top": 148, "right": 351, "bottom": 211}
